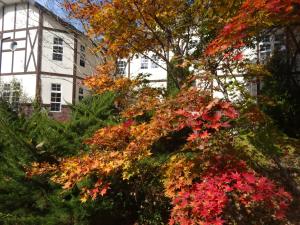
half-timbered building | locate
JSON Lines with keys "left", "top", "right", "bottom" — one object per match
{"left": 0, "top": 0, "right": 100, "bottom": 120}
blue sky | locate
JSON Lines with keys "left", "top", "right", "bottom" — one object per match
{"left": 36, "top": 0, "right": 83, "bottom": 30}
{"left": 36, "top": 0, "right": 66, "bottom": 18}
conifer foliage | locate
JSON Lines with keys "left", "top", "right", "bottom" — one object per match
{"left": 1, "top": 0, "right": 300, "bottom": 224}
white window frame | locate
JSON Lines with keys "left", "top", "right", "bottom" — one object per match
{"left": 117, "top": 60, "right": 127, "bottom": 75}
{"left": 11, "top": 83, "right": 20, "bottom": 108}
{"left": 80, "top": 45, "right": 86, "bottom": 67}
{"left": 247, "top": 79, "right": 257, "bottom": 97}
{"left": 1, "top": 83, "right": 20, "bottom": 107}
{"left": 2, "top": 83, "right": 11, "bottom": 102}
{"left": 259, "top": 35, "right": 271, "bottom": 63}
{"left": 50, "top": 83, "right": 62, "bottom": 112}
{"left": 274, "top": 33, "right": 285, "bottom": 51}
{"left": 151, "top": 56, "right": 159, "bottom": 68}
{"left": 78, "top": 87, "right": 84, "bottom": 101}
{"left": 53, "top": 37, "right": 63, "bottom": 61}
{"left": 141, "top": 56, "right": 149, "bottom": 69}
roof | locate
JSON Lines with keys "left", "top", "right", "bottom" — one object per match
{"left": 34, "top": 1, "right": 85, "bottom": 36}
{"left": 0, "top": 0, "right": 84, "bottom": 36}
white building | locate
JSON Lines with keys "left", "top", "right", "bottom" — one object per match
{"left": 117, "top": 28, "right": 300, "bottom": 100}
{"left": 0, "top": 0, "right": 100, "bottom": 120}
{"left": 117, "top": 54, "right": 168, "bottom": 89}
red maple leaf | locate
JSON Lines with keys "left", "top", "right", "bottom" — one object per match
{"left": 252, "top": 193, "right": 265, "bottom": 202}
{"left": 199, "top": 130, "right": 210, "bottom": 139}
{"left": 243, "top": 172, "right": 256, "bottom": 184}
{"left": 123, "top": 120, "right": 134, "bottom": 128}
{"left": 232, "top": 52, "right": 243, "bottom": 61}
{"left": 223, "top": 107, "right": 238, "bottom": 119}
{"left": 100, "top": 183, "right": 110, "bottom": 196}
{"left": 175, "top": 109, "right": 189, "bottom": 117}
{"left": 207, "top": 122, "right": 222, "bottom": 131}
{"left": 187, "top": 133, "right": 198, "bottom": 142}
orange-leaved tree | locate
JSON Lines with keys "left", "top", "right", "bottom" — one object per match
{"left": 206, "top": 0, "right": 300, "bottom": 56}
{"left": 28, "top": 74, "right": 292, "bottom": 224}
{"left": 63, "top": 0, "right": 245, "bottom": 90}
{"left": 26, "top": 0, "right": 299, "bottom": 224}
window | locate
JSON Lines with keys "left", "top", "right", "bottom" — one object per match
{"left": 53, "top": 37, "right": 63, "bottom": 61}
{"left": 11, "top": 83, "right": 20, "bottom": 108}
{"left": 259, "top": 33, "right": 287, "bottom": 63}
{"left": 78, "top": 87, "right": 84, "bottom": 101}
{"left": 247, "top": 79, "right": 257, "bottom": 96}
{"left": 274, "top": 34, "right": 284, "bottom": 43}
{"left": 2, "top": 84, "right": 11, "bottom": 102}
{"left": 50, "top": 83, "right": 61, "bottom": 112}
{"left": 151, "top": 56, "right": 159, "bottom": 68}
{"left": 141, "top": 56, "right": 149, "bottom": 69}
{"left": 274, "top": 34, "right": 285, "bottom": 51}
{"left": 80, "top": 45, "right": 86, "bottom": 67}
{"left": 1, "top": 82, "right": 20, "bottom": 109}
{"left": 117, "top": 60, "right": 127, "bottom": 75}
{"left": 259, "top": 35, "right": 272, "bottom": 63}
{"left": 260, "top": 52, "right": 271, "bottom": 62}
{"left": 260, "top": 44, "right": 271, "bottom": 52}
{"left": 262, "top": 35, "right": 270, "bottom": 43}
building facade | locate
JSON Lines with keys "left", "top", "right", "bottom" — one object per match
{"left": 117, "top": 28, "right": 300, "bottom": 100}
{"left": 0, "top": 0, "right": 100, "bottom": 120}
{"left": 117, "top": 54, "right": 168, "bottom": 89}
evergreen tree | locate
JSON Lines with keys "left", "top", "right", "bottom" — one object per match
{"left": 260, "top": 51, "right": 300, "bottom": 138}
{"left": 0, "top": 92, "right": 118, "bottom": 225}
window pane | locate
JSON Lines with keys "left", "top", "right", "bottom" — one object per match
{"left": 51, "top": 83, "right": 61, "bottom": 91}
{"left": 260, "top": 44, "right": 271, "bottom": 52}
{"left": 51, "top": 93, "right": 61, "bottom": 101}
{"left": 80, "top": 56, "right": 85, "bottom": 67}
{"left": 50, "top": 103, "right": 61, "bottom": 112}
{"left": 53, "top": 37, "right": 63, "bottom": 61}
{"left": 275, "top": 34, "right": 284, "bottom": 43}
{"left": 50, "top": 84, "right": 61, "bottom": 112}
{"left": 80, "top": 45, "right": 86, "bottom": 67}
{"left": 53, "top": 53, "right": 63, "bottom": 61}
{"left": 54, "top": 37, "right": 63, "bottom": 45}
{"left": 141, "top": 57, "right": 148, "bottom": 69}
{"left": 262, "top": 35, "right": 270, "bottom": 43}
{"left": 53, "top": 46, "right": 63, "bottom": 53}
{"left": 2, "top": 92, "right": 10, "bottom": 102}
{"left": 117, "top": 60, "right": 126, "bottom": 74}
{"left": 151, "top": 56, "right": 159, "bottom": 68}
{"left": 4, "top": 84, "right": 10, "bottom": 91}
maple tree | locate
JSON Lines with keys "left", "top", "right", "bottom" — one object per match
{"left": 63, "top": 0, "right": 245, "bottom": 90}
{"left": 29, "top": 76, "right": 293, "bottom": 224}
{"left": 169, "top": 156, "right": 292, "bottom": 225}
{"left": 206, "top": 0, "right": 300, "bottom": 56}
{"left": 26, "top": 0, "right": 300, "bottom": 224}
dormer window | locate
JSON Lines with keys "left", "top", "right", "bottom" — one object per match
{"left": 53, "top": 37, "right": 63, "bottom": 61}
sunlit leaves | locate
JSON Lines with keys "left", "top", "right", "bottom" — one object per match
{"left": 206, "top": 0, "right": 300, "bottom": 56}
{"left": 169, "top": 156, "right": 292, "bottom": 225}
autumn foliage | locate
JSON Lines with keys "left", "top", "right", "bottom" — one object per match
{"left": 206, "top": 0, "right": 300, "bottom": 55}
{"left": 26, "top": 0, "right": 300, "bottom": 224}
{"left": 29, "top": 74, "right": 293, "bottom": 224}
{"left": 169, "top": 156, "right": 292, "bottom": 225}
